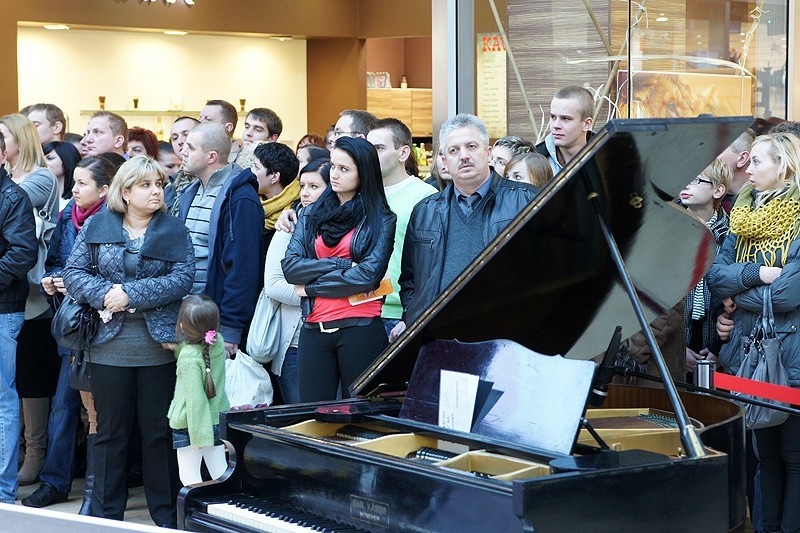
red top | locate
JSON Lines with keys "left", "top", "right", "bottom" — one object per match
{"left": 306, "top": 228, "right": 382, "bottom": 323}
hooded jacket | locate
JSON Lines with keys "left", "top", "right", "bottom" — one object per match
{"left": 178, "top": 164, "right": 265, "bottom": 344}
{"left": 536, "top": 131, "right": 596, "bottom": 175}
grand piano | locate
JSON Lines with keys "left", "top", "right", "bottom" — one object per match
{"left": 179, "top": 116, "right": 752, "bottom": 532}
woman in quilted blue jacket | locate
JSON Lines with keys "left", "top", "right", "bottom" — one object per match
{"left": 63, "top": 156, "right": 194, "bottom": 528}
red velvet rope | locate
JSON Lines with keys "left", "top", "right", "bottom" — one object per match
{"left": 714, "top": 372, "right": 800, "bottom": 406}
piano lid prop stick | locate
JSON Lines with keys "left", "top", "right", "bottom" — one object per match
{"left": 583, "top": 184, "right": 707, "bottom": 459}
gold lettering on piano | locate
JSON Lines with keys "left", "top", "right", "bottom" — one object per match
{"left": 350, "top": 495, "right": 390, "bottom": 526}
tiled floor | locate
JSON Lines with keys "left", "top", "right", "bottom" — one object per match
{"left": 17, "top": 478, "right": 158, "bottom": 528}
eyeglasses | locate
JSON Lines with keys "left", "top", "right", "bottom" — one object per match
{"left": 333, "top": 130, "right": 359, "bottom": 139}
{"left": 689, "top": 176, "right": 713, "bottom": 186}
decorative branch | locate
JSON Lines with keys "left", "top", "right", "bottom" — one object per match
{"left": 739, "top": 1, "right": 766, "bottom": 71}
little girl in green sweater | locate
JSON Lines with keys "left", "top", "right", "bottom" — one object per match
{"left": 168, "top": 294, "right": 230, "bottom": 486}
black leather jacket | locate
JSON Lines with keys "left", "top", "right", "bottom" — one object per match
{"left": 0, "top": 168, "right": 37, "bottom": 313}
{"left": 399, "top": 172, "right": 537, "bottom": 324}
{"left": 282, "top": 205, "right": 397, "bottom": 318}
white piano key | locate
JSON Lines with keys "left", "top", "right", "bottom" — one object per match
{"left": 207, "top": 502, "right": 318, "bottom": 532}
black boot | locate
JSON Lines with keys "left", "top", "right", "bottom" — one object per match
{"left": 79, "top": 434, "right": 95, "bottom": 516}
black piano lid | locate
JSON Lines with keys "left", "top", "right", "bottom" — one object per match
{"left": 351, "top": 116, "right": 754, "bottom": 397}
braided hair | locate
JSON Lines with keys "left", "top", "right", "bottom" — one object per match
{"left": 176, "top": 295, "right": 221, "bottom": 399}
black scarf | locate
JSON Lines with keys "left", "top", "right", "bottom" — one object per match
{"left": 311, "top": 193, "right": 365, "bottom": 247}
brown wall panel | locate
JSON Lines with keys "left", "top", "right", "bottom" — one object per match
{"left": 358, "top": 0, "right": 431, "bottom": 38}
{"left": 404, "top": 36, "right": 433, "bottom": 88}
{"left": 307, "top": 38, "right": 366, "bottom": 135}
{"left": 367, "top": 38, "right": 407, "bottom": 89}
{"left": 9, "top": 0, "right": 359, "bottom": 38}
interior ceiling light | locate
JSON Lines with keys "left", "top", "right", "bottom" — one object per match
{"left": 271, "top": 35, "right": 293, "bottom": 42}
{"left": 43, "top": 24, "right": 70, "bottom": 30}
{"left": 656, "top": 17, "right": 668, "bottom": 22}
{"left": 164, "top": 30, "right": 188, "bottom": 36}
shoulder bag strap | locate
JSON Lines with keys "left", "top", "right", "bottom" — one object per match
{"left": 762, "top": 285, "right": 776, "bottom": 339}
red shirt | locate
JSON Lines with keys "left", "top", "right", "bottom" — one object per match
{"left": 306, "top": 229, "right": 382, "bottom": 323}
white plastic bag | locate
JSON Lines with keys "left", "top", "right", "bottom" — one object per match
{"left": 225, "top": 350, "right": 273, "bottom": 409}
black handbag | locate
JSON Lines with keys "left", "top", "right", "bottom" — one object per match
{"left": 68, "top": 349, "right": 91, "bottom": 392}
{"left": 51, "top": 244, "right": 100, "bottom": 351}
{"left": 735, "top": 285, "right": 791, "bottom": 430}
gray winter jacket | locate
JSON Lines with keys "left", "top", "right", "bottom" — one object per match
{"left": 63, "top": 210, "right": 195, "bottom": 344}
{"left": 707, "top": 227, "right": 800, "bottom": 386}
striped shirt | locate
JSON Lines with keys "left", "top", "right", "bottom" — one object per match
{"left": 185, "top": 171, "right": 226, "bottom": 294}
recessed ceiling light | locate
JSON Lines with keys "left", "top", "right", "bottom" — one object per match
{"left": 44, "top": 24, "right": 70, "bottom": 30}
{"left": 697, "top": 41, "right": 703, "bottom": 45}
{"left": 164, "top": 30, "right": 187, "bottom": 36}
{"left": 656, "top": 17, "right": 668, "bottom": 22}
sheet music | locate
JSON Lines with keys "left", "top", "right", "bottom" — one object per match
{"left": 438, "top": 370, "right": 479, "bottom": 432}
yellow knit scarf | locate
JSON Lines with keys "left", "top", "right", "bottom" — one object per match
{"left": 729, "top": 184, "right": 800, "bottom": 266}
{"left": 261, "top": 179, "right": 300, "bottom": 232}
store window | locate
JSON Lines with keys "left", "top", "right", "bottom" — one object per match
{"left": 504, "top": 0, "right": 788, "bottom": 141}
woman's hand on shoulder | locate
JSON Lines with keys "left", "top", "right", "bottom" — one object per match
{"left": 760, "top": 266, "right": 782, "bottom": 284}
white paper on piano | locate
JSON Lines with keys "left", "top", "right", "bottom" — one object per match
{"left": 438, "top": 369, "right": 479, "bottom": 432}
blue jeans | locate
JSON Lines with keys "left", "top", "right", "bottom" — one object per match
{"left": 0, "top": 312, "right": 25, "bottom": 503}
{"left": 277, "top": 347, "right": 299, "bottom": 405}
{"left": 38, "top": 351, "right": 82, "bottom": 493}
{"left": 382, "top": 318, "right": 400, "bottom": 339}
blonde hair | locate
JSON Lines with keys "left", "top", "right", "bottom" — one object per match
{"left": 0, "top": 114, "right": 46, "bottom": 172}
{"left": 106, "top": 156, "right": 166, "bottom": 213}
{"left": 751, "top": 132, "right": 800, "bottom": 208}
{"left": 504, "top": 152, "right": 553, "bottom": 188}
{"left": 699, "top": 159, "right": 732, "bottom": 209}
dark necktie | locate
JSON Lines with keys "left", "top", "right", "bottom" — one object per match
{"left": 459, "top": 193, "right": 480, "bottom": 215}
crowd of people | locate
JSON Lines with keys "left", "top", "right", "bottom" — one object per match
{"left": 0, "top": 88, "right": 797, "bottom": 531}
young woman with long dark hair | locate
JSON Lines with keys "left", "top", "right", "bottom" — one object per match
{"left": 282, "top": 137, "right": 396, "bottom": 402}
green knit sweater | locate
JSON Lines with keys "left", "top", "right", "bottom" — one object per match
{"left": 167, "top": 337, "right": 230, "bottom": 447}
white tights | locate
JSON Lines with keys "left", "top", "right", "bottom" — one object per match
{"left": 176, "top": 444, "right": 228, "bottom": 486}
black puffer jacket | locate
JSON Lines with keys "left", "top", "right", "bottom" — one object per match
{"left": 399, "top": 173, "right": 537, "bottom": 324}
{"left": 63, "top": 210, "right": 195, "bottom": 344}
{"left": 282, "top": 202, "right": 396, "bottom": 318}
{"left": 0, "top": 168, "right": 37, "bottom": 313}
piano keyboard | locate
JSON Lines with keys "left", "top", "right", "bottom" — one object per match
{"left": 199, "top": 495, "right": 369, "bottom": 532}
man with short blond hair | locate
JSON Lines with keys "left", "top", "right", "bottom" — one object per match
{"left": 199, "top": 100, "right": 238, "bottom": 136}
{"left": 536, "top": 86, "right": 595, "bottom": 174}
{"left": 80, "top": 111, "right": 127, "bottom": 157}
{"left": 22, "top": 103, "right": 66, "bottom": 145}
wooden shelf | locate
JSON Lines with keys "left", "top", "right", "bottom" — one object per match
{"left": 79, "top": 110, "right": 248, "bottom": 117}
{"left": 367, "top": 88, "right": 432, "bottom": 137}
